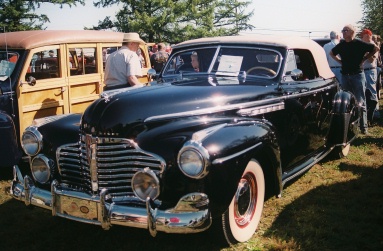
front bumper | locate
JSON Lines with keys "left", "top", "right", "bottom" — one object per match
{"left": 10, "top": 165, "right": 211, "bottom": 236}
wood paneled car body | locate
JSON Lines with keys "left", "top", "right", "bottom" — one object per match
{"left": 10, "top": 35, "right": 359, "bottom": 244}
{"left": 0, "top": 30, "right": 151, "bottom": 167}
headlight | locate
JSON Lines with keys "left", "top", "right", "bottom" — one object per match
{"left": 177, "top": 142, "right": 210, "bottom": 179}
{"left": 31, "top": 155, "right": 52, "bottom": 184}
{"left": 21, "top": 126, "right": 42, "bottom": 156}
{"left": 132, "top": 168, "right": 160, "bottom": 201}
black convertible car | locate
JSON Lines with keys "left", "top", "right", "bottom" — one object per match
{"left": 11, "top": 35, "right": 359, "bottom": 245}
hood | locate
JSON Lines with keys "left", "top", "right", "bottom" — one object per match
{"left": 82, "top": 77, "right": 280, "bottom": 136}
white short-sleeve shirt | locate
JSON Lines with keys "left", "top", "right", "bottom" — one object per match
{"left": 104, "top": 46, "right": 142, "bottom": 87}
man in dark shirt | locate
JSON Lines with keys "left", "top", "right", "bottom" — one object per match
{"left": 330, "top": 24, "right": 379, "bottom": 134}
{"left": 150, "top": 43, "right": 169, "bottom": 73}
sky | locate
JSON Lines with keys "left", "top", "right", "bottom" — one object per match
{"left": 35, "top": 0, "right": 364, "bottom": 39}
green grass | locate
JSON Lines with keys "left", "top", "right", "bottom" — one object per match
{"left": 0, "top": 100, "right": 382, "bottom": 251}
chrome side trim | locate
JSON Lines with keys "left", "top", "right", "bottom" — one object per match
{"left": 212, "top": 142, "right": 262, "bottom": 165}
{"left": 238, "top": 102, "right": 284, "bottom": 116}
{"left": 144, "top": 82, "right": 338, "bottom": 123}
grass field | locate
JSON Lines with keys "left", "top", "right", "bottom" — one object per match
{"left": 0, "top": 101, "right": 382, "bottom": 251}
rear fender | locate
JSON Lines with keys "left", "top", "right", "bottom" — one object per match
{"left": 327, "top": 90, "right": 359, "bottom": 146}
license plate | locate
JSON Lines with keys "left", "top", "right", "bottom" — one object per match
{"left": 58, "top": 195, "right": 98, "bottom": 221}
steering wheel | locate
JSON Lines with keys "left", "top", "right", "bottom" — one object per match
{"left": 246, "top": 66, "right": 277, "bottom": 76}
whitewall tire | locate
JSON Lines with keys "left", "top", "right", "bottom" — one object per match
{"left": 221, "top": 159, "right": 265, "bottom": 244}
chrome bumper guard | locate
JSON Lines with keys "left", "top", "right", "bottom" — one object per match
{"left": 10, "top": 165, "right": 211, "bottom": 235}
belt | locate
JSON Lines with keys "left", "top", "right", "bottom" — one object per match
{"left": 363, "top": 67, "right": 376, "bottom": 71}
{"left": 330, "top": 66, "right": 341, "bottom": 68}
{"left": 341, "top": 71, "right": 362, "bottom": 76}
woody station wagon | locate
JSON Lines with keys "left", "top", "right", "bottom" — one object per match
{"left": 10, "top": 35, "right": 359, "bottom": 245}
{"left": 0, "top": 30, "right": 151, "bottom": 168}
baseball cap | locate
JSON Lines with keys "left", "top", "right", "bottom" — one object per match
{"left": 361, "top": 29, "right": 372, "bottom": 36}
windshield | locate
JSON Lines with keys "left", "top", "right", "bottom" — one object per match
{"left": 0, "top": 51, "right": 19, "bottom": 81}
{"left": 163, "top": 46, "right": 282, "bottom": 79}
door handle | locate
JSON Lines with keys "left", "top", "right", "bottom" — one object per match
{"left": 55, "top": 87, "right": 67, "bottom": 96}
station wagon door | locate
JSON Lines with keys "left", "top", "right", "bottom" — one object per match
{"left": 18, "top": 45, "right": 68, "bottom": 134}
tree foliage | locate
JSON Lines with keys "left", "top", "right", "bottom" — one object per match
{"left": 0, "top": 0, "right": 85, "bottom": 32}
{"left": 90, "top": 0, "right": 254, "bottom": 43}
{"left": 360, "top": 0, "right": 383, "bottom": 37}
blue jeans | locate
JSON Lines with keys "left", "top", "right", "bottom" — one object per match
{"left": 341, "top": 72, "right": 367, "bottom": 131}
{"left": 364, "top": 68, "right": 378, "bottom": 110}
{"left": 331, "top": 67, "right": 342, "bottom": 84}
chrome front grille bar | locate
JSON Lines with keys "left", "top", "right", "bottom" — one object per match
{"left": 56, "top": 134, "right": 166, "bottom": 199}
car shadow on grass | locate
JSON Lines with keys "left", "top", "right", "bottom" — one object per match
{"left": 262, "top": 162, "right": 383, "bottom": 251}
{"left": 0, "top": 196, "right": 228, "bottom": 251}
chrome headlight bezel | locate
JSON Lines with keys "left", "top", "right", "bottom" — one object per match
{"left": 132, "top": 168, "right": 160, "bottom": 201}
{"left": 177, "top": 141, "right": 210, "bottom": 179}
{"left": 31, "top": 154, "right": 52, "bottom": 184}
{"left": 21, "top": 126, "right": 43, "bottom": 156}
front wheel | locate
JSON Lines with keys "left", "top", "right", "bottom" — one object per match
{"left": 221, "top": 160, "right": 265, "bottom": 245}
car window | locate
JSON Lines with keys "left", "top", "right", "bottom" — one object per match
{"left": 69, "top": 47, "right": 97, "bottom": 76}
{"left": 163, "top": 47, "right": 281, "bottom": 79}
{"left": 212, "top": 47, "right": 281, "bottom": 78}
{"left": 26, "top": 49, "right": 60, "bottom": 80}
{"left": 294, "top": 49, "right": 319, "bottom": 80}
{"left": 163, "top": 48, "right": 217, "bottom": 75}
{"left": 0, "top": 51, "right": 19, "bottom": 81}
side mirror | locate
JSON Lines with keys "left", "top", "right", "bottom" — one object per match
{"left": 289, "top": 69, "right": 303, "bottom": 81}
{"left": 147, "top": 68, "right": 157, "bottom": 81}
{"left": 27, "top": 76, "right": 36, "bottom": 86}
{"left": 20, "top": 76, "right": 37, "bottom": 87}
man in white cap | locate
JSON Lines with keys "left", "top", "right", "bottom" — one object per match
{"left": 323, "top": 31, "right": 342, "bottom": 82}
{"left": 104, "top": 32, "right": 146, "bottom": 91}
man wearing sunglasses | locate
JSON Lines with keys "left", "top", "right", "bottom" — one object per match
{"left": 330, "top": 24, "right": 380, "bottom": 135}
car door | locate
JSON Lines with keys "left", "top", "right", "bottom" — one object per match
{"left": 278, "top": 49, "right": 337, "bottom": 170}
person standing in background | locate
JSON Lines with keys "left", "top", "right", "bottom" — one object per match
{"left": 104, "top": 33, "right": 145, "bottom": 91}
{"left": 361, "top": 29, "right": 380, "bottom": 121}
{"left": 150, "top": 43, "right": 169, "bottom": 73}
{"left": 323, "top": 31, "right": 342, "bottom": 82}
{"left": 330, "top": 24, "right": 379, "bottom": 134}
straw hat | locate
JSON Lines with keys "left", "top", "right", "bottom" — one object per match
{"left": 122, "top": 32, "right": 145, "bottom": 45}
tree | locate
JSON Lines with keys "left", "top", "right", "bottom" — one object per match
{"left": 91, "top": 0, "right": 254, "bottom": 43}
{"left": 360, "top": 0, "right": 383, "bottom": 37}
{"left": 0, "top": 0, "right": 85, "bottom": 32}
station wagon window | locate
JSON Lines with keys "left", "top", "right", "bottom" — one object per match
{"left": 102, "top": 47, "right": 121, "bottom": 70}
{"left": 101, "top": 46, "right": 148, "bottom": 70}
{"left": 69, "top": 47, "right": 97, "bottom": 76}
{"left": 26, "top": 49, "right": 60, "bottom": 80}
{"left": 0, "top": 51, "right": 19, "bottom": 81}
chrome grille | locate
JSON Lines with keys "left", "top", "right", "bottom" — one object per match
{"left": 56, "top": 134, "right": 165, "bottom": 199}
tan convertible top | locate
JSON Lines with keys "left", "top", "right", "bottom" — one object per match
{"left": 0, "top": 30, "right": 125, "bottom": 50}
{"left": 175, "top": 35, "right": 335, "bottom": 80}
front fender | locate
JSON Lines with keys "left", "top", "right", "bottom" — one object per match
{"left": 327, "top": 90, "right": 359, "bottom": 146}
{"left": 200, "top": 120, "right": 281, "bottom": 216}
{"left": 0, "top": 111, "right": 21, "bottom": 167}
